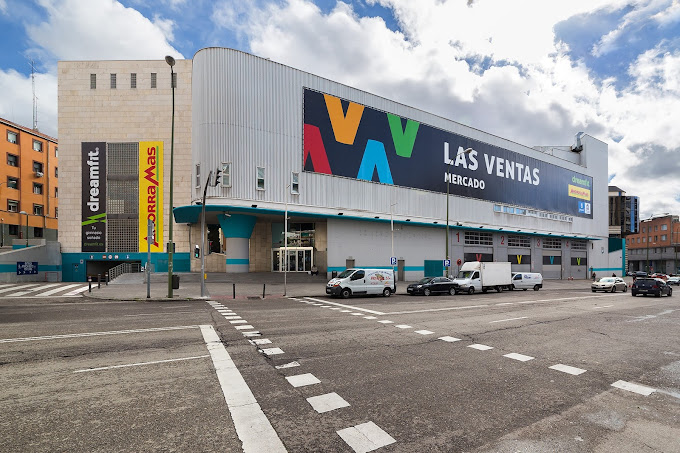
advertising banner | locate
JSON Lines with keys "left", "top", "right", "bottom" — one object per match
{"left": 138, "top": 141, "right": 163, "bottom": 252}
{"left": 303, "top": 88, "right": 593, "bottom": 218}
{"left": 81, "top": 142, "right": 106, "bottom": 252}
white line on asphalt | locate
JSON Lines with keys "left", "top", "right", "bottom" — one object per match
{"left": 415, "top": 330, "right": 435, "bottom": 335}
{"left": 490, "top": 316, "right": 529, "bottom": 324}
{"left": 340, "top": 310, "right": 352, "bottom": 313}
{"left": 351, "top": 313, "right": 363, "bottom": 316}
{"left": 242, "top": 332, "right": 261, "bottom": 337}
{"left": 611, "top": 380, "right": 656, "bottom": 396}
{"left": 395, "top": 324, "right": 412, "bottom": 329}
{"left": 286, "top": 373, "right": 321, "bottom": 388}
{"left": 593, "top": 305, "right": 614, "bottom": 309}
{"left": 503, "top": 353, "right": 534, "bottom": 362}
{"left": 468, "top": 344, "right": 493, "bottom": 351}
{"left": 495, "top": 302, "right": 515, "bottom": 306}
{"left": 32, "top": 284, "right": 82, "bottom": 297}
{"left": 438, "top": 336, "right": 462, "bottom": 342}
{"left": 337, "top": 421, "right": 396, "bottom": 453}
{"left": 8, "top": 283, "right": 61, "bottom": 297}
{"left": 377, "top": 320, "right": 393, "bottom": 324}
{"left": 0, "top": 284, "right": 40, "bottom": 294}
{"left": 123, "top": 311, "right": 198, "bottom": 317}
{"left": 307, "top": 392, "right": 350, "bottom": 413}
{"left": 249, "top": 339, "right": 272, "bottom": 345}
{"left": 549, "top": 364, "right": 587, "bottom": 375}
{"left": 63, "top": 286, "right": 91, "bottom": 296}
{"left": 304, "top": 297, "right": 385, "bottom": 315}
{"left": 275, "top": 361, "right": 300, "bottom": 369}
{"left": 230, "top": 320, "right": 248, "bottom": 324}
{"left": 261, "top": 348, "right": 285, "bottom": 356}
{"left": 200, "top": 325, "right": 286, "bottom": 453}
{"left": 0, "top": 325, "right": 199, "bottom": 343}
{"left": 224, "top": 316, "right": 242, "bottom": 320}
{"left": 74, "top": 355, "right": 210, "bottom": 372}
{"left": 235, "top": 325, "right": 255, "bottom": 330}
{"left": 363, "top": 316, "right": 377, "bottom": 320}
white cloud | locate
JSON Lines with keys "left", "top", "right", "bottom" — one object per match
{"left": 0, "top": 0, "right": 7, "bottom": 15}
{"left": 0, "top": 69, "right": 58, "bottom": 137}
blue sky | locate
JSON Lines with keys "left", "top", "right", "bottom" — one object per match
{"left": 2, "top": 0, "right": 680, "bottom": 217}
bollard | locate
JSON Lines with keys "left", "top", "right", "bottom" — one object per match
{"left": 88, "top": 277, "right": 92, "bottom": 293}
{"left": 233, "top": 283, "right": 236, "bottom": 299}
{"left": 105, "top": 272, "right": 109, "bottom": 285}
{"left": 98, "top": 274, "right": 101, "bottom": 289}
{"left": 263, "top": 283, "right": 266, "bottom": 299}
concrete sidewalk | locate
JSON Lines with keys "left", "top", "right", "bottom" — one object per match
{"left": 84, "top": 272, "right": 601, "bottom": 301}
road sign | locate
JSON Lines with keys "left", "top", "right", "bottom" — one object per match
{"left": 444, "top": 259, "right": 451, "bottom": 267}
{"left": 457, "top": 259, "right": 462, "bottom": 266}
{"left": 390, "top": 256, "right": 397, "bottom": 266}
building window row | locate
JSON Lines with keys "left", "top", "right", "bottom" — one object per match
{"left": 7, "top": 130, "right": 17, "bottom": 144}
{"left": 543, "top": 238, "right": 562, "bottom": 249}
{"left": 494, "top": 204, "right": 573, "bottom": 223}
{"left": 572, "top": 240, "right": 587, "bottom": 250}
{"left": 507, "top": 234, "right": 530, "bottom": 248}
{"left": 90, "top": 72, "right": 170, "bottom": 89}
{"left": 465, "top": 231, "right": 493, "bottom": 246}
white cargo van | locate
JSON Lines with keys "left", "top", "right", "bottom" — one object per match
{"left": 326, "top": 268, "right": 396, "bottom": 298}
{"left": 511, "top": 272, "right": 543, "bottom": 291}
{"left": 452, "top": 261, "right": 512, "bottom": 294}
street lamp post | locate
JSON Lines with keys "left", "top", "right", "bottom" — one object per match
{"left": 165, "top": 55, "right": 176, "bottom": 298}
{"left": 19, "top": 211, "right": 28, "bottom": 247}
{"left": 284, "top": 183, "right": 289, "bottom": 297}
{"left": 445, "top": 147, "right": 472, "bottom": 277}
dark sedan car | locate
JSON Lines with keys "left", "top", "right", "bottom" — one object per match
{"left": 631, "top": 278, "right": 672, "bottom": 297}
{"left": 407, "top": 277, "right": 458, "bottom": 296}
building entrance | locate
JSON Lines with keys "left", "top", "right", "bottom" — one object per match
{"left": 272, "top": 247, "right": 314, "bottom": 272}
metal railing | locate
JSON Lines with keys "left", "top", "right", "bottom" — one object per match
{"left": 108, "top": 262, "right": 142, "bottom": 281}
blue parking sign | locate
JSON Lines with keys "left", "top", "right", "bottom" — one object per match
{"left": 444, "top": 259, "right": 451, "bottom": 267}
{"left": 390, "top": 256, "right": 397, "bottom": 266}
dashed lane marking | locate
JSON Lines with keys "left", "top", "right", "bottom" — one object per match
{"left": 230, "top": 320, "right": 248, "bottom": 324}
{"left": 286, "top": 373, "right": 321, "bottom": 388}
{"left": 74, "top": 355, "right": 210, "bottom": 373}
{"left": 337, "top": 421, "right": 396, "bottom": 453}
{"left": 377, "top": 320, "right": 393, "bottom": 324}
{"left": 611, "top": 380, "right": 656, "bottom": 396}
{"left": 395, "top": 324, "right": 412, "bottom": 329}
{"left": 468, "top": 344, "right": 493, "bottom": 351}
{"left": 242, "top": 331, "right": 261, "bottom": 337}
{"left": 307, "top": 392, "right": 350, "bottom": 414}
{"left": 438, "top": 336, "right": 462, "bottom": 342}
{"left": 235, "top": 325, "right": 255, "bottom": 330}
{"left": 503, "top": 353, "right": 534, "bottom": 362}
{"left": 275, "top": 361, "right": 300, "bottom": 369}
{"left": 363, "top": 316, "right": 377, "bottom": 320}
{"left": 490, "top": 316, "right": 529, "bottom": 324}
{"left": 249, "top": 339, "right": 272, "bottom": 346}
{"left": 261, "top": 348, "right": 285, "bottom": 356}
{"left": 415, "top": 330, "right": 435, "bottom": 335}
{"left": 549, "top": 364, "right": 587, "bottom": 375}
{"left": 304, "top": 297, "right": 385, "bottom": 315}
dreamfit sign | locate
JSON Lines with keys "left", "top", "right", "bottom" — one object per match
{"left": 81, "top": 142, "right": 107, "bottom": 252}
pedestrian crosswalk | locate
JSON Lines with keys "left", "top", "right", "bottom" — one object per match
{"left": 0, "top": 283, "right": 91, "bottom": 298}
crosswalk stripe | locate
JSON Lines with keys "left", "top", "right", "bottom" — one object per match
{"left": 33, "top": 283, "right": 82, "bottom": 297}
{"left": 0, "top": 284, "right": 40, "bottom": 295}
{"left": 7, "top": 283, "right": 61, "bottom": 297}
{"left": 63, "top": 286, "right": 90, "bottom": 296}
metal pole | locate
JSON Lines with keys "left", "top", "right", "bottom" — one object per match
{"left": 25, "top": 212, "right": 29, "bottom": 247}
{"left": 200, "top": 171, "right": 211, "bottom": 298}
{"left": 284, "top": 184, "right": 288, "bottom": 297}
{"left": 166, "top": 59, "right": 176, "bottom": 299}
{"left": 445, "top": 161, "right": 450, "bottom": 278}
{"left": 147, "top": 218, "right": 153, "bottom": 298}
{"left": 391, "top": 203, "right": 395, "bottom": 277}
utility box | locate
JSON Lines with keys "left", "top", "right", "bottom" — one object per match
{"left": 172, "top": 274, "right": 180, "bottom": 289}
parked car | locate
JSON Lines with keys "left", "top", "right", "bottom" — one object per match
{"left": 631, "top": 278, "right": 672, "bottom": 297}
{"left": 591, "top": 277, "right": 628, "bottom": 293}
{"left": 651, "top": 273, "right": 669, "bottom": 281}
{"left": 634, "top": 271, "right": 648, "bottom": 278}
{"left": 667, "top": 276, "right": 680, "bottom": 285}
{"left": 511, "top": 272, "right": 543, "bottom": 291}
{"left": 326, "top": 268, "right": 396, "bottom": 298}
{"left": 407, "top": 277, "right": 458, "bottom": 296}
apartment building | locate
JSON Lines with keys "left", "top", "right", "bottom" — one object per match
{"left": 626, "top": 214, "right": 680, "bottom": 274}
{"left": 1, "top": 117, "right": 58, "bottom": 246}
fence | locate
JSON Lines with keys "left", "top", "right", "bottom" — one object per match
{"left": 108, "top": 262, "right": 142, "bottom": 281}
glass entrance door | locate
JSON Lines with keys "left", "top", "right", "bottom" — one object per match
{"left": 272, "top": 247, "right": 314, "bottom": 272}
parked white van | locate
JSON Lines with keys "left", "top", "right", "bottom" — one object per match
{"left": 326, "top": 268, "right": 396, "bottom": 298}
{"left": 511, "top": 272, "right": 543, "bottom": 291}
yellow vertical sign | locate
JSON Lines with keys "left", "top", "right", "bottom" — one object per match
{"left": 139, "top": 141, "right": 163, "bottom": 252}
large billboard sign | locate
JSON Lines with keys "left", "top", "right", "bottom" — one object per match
{"left": 138, "top": 141, "right": 163, "bottom": 252}
{"left": 303, "top": 88, "right": 593, "bottom": 218}
{"left": 81, "top": 142, "right": 107, "bottom": 252}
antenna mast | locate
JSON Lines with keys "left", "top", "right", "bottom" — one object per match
{"left": 30, "top": 60, "right": 38, "bottom": 131}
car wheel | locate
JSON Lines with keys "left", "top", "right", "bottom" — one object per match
{"left": 611, "top": 286, "right": 616, "bottom": 293}
{"left": 511, "top": 284, "right": 516, "bottom": 290}
{"left": 424, "top": 288, "right": 431, "bottom": 296}
{"left": 668, "top": 288, "right": 673, "bottom": 297}
{"left": 631, "top": 291, "right": 636, "bottom": 297}
{"left": 449, "top": 287, "right": 456, "bottom": 296}
{"left": 533, "top": 285, "right": 540, "bottom": 291}
{"left": 495, "top": 286, "right": 502, "bottom": 293}
{"left": 341, "top": 288, "right": 351, "bottom": 299}
{"left": 523, "top": 288, "right": 528, "bottom": 291}
{"left": 382, "top": 288, "right": 391, "bottom": 297}
{"left": 482, "top": 288, "right": 488, "bottom": 293}
{"left": 468, "top": 287, "right": 475, "bottom": 295}
{"left": 655, "top": 291, "right": 661, "bottom": 298}
{"left": 592, "top": 289, "right": 596, "bottom": 292}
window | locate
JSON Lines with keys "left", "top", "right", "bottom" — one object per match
{"left": 503, "top": 206, "right": 514, "bottom": 214}
{"left": 654, "top": 235, "right": 658, "bottom": 241}
{"left": 493, "top": 205, "right": 502, "bottom": 212}
{"left": 34, "top": 227, "right": 43, "bottom": 238}
{"left": 655, "top": 225, "right": 658, "bottom": 231}
{"left": 221, "top": 162, "right": 232, "bottom": 187}
{"left": 7, "top": 130, "right": 17, "bottom": 144}
{"left": 55, "top": 207, "right": 58, "bottom": 218}
{"left": 7, "top": 153, "right": 18, "bottom": 166}
{"left": 572, "top": 240, "right": 587, "bottom": 250}
{"left": 110, "top": 73, "right": 116, "bottom": 89}
{"left": 7, "top": 177, "right": 18, "bottom": 189}
{"left": 151, "top": 72, "right": 157, "bottom": 88}
{"left": 171, "top": 72, "right": 177, "bottom": 88}
{"left": 464, "top": 231, "right": 493, "bottom": 245}
{"left": 507, "top": 235, "right": 530, "bottom": 247}
{"left": 195, "top": 164, "right": 201, "bottom": 188}
{"left": 8, "top": 200, "right": 18, "bottom": 212}
{"left": 33, "top": 204, "right": 44, "bottom": 216}
{"left": 55, "top": 167, "right": 58, "bottom": 178}
{"left": 33, "top": 183, "right": 43, "bottom": 195}
{"left": 131, "top": 73, "right": 137, "bottom": 88}
{"left": 256, "top": 166, "right": 265, "bottom": 190}
{"left": 90, "top": 73, "right": 96, "bottom": 89}
{"left": 661, "top": 224, "right": 668, "bottom": 231}
{"left": 55, "top": 187, "right": 58, "bottom": 198}
{"left": 33, "top": 161, "right": 44, "bottom": 174}
{"left": 32, "top": 140, "right": 42, "bottom": 152}
{"left": 291, "top": 172, "right": 299, "bottom": 194}
{"left": 637, "top": 237, "right": 640, "bottom": 243}
{"left": 8, "top": 225, "right": 18, "bottom": 235}
{"left": 543, "top": 238, "right": 562, "bottom": 249}
{"left": 55, "top": 147, "right": 58, "bottom": 157}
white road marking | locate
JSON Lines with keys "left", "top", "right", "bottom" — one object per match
{"left": 63, "top": 286, "right": 91, "bottom": 296}
{"left": 337, "top": 421, "right": 396, "bottom": 453}
{"left": 230, "top": 320, "right": 248, "bottom": 324}
{"left": 363, "top": 316, "right": 377, "bottom": 320}
{"left": 32, "top": 284, "right": 82, "bottom": 297}
{"left": 304, "top": 297, "right": 385, "bottom": 315}
{"left": 249, "top": 339, "right": 272, "bottom": 345}
{"left": 490, "top": 316, "right": 528, "bottom": 324}
{"left": 312, "top": 304, "right": 323, "bottom": 306}
{"left": 395, "top": 324, "right": 412, "bottom": 329}
{"left": 330, "top": 308, "right": 342, "bottom": 310}
{"left": 9, "top": 283, "right": 61, "bottom": 297}
{"left": 593, "top": 305, "right": 614, "bottom": 309}
{"left": 468, "top": 344, "right": 493, "bottom": 351}
{"left": 377, "top": 320, "right": 393, "bottom": 324}
{"left": 0, "top": 284, "right": 39, "bottom": 295}
{"left": 495, "top": 302, "right": 514, "bottom": 306}
{"left": 549, "top": 364, "right": 587, "bottom": 375}
{"left": 307, "top": 392, "right": 350, "bottom": 413}
{"left": 611, "top": 380, "right": 656, "bottom": 396}
{"left": 275, "top": 361, "right": 300, "bottom": 369}
{"left": 261, "top": 348, "right": 284, "bottom": 356}
{"left": 340, "top": 310, "right": 352, "bottom": 313}
{"left": 286, "top": 373, "right": 321, "bottom": 388}
{"left": 438, "top": 336, "right": 462, "bottom": 342}
{"left": 235, "top": 325, "right": 255, "bottom": 330}
{"left": 0, "top": 325, "right": 199, "bottom": 343}
{"left": 123, "top": 311, "right": 197, "bottom": 317}
{"left": 351, "top": 313, "right": 363, "bottom": 316}
{"left": 503, "top": 353, "right": 534, "bottom": 362}
{"left": 224, "top": 316, "right": 242, "bottom": 320}
{"left": 242, "top": 331, "right": 261, "bottom": 337}
{"left": 74, "top": 355, "right": 209, "bottom": 373}
{"left": 200, "top": 325, "right": 286, "bottom": 453}
{"left": 415, "top": 330, "right": 434, "bottom": 335}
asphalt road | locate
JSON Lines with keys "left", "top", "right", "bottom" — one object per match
{"left": 1, "top": 284, "right": 679, "bottom": 452}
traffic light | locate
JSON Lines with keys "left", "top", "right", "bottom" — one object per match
{"left": 194, "top": 245, "right": 200, "bottom": 259}
{"left": 213, "top": 169, "right": 222, "bottom": 187}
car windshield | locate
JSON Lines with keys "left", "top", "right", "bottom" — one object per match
{"left": 417, "top": 277, "right": 434, "bottom": 284}
{"left": 337, "top": 269, "right": 355, "bottom": 278}
{"left": 599, "top": 278, "right": 615, "bottom": 283}
{"left": 457, "top": 270, "right": 474, "bottom": 279}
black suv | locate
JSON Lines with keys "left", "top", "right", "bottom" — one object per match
{"left": 631, "top": 278, "right": 672, "bottom": 297}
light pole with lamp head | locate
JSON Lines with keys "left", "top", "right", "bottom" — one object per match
{"left": 19, "top": 211, "right": 28, "bottom": 247}
{"left": 165, "top": 55, "right": 176, "bottom": 298}
{"left": 445, "top": 146, "right": 473, "bottom": 277}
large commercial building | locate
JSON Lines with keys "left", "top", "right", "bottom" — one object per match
{"left": 1, "top": 117, "right": 59, "bottom": 246}
{"left": 58, "top": 48, "right": 609, "bottom": 282}
{"left": 626, "top": 214, "right": 680, "bottom": 275}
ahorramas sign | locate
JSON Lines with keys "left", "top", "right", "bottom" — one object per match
{"left": 138, "top": 141, "right": 163, "bottom": 252}
{"left": 81, "top": 142, "right": 107, "bottom": 252}
{"left": 302, "top": 88, "right": 594, "bottom": 218}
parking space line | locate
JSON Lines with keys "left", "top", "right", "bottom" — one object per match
{"left": 74, "top": 355, "right": 209, "bottom": 373}
{"left": 200, "top": 325, "right": 286, "bottom": 453}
